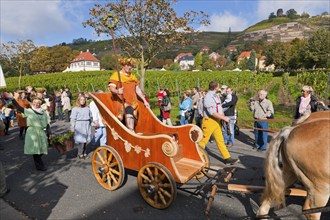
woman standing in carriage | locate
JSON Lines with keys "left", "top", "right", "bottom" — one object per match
{"left": 108, "top": 58, "right": 149, "bottom": 132}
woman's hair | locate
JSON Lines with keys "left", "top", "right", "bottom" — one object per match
{"left": 164, "top": 89, "right": 171, "bottom": 97}
{"left": 76, "top": 95, "right": 86, "bottom": 107}
{"left": 302, "top": 85, "right": 313, "bottom": 94}
{"left": 184, "top": 90, "right": 191, "bottom": 97}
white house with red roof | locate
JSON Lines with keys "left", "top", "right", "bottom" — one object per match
{"left": 237, "top": 51, "right": 251, "bottom": 64}
{"left": 63, "top": 49, "right": 100, "bottom": 72}
{"left": 174, "top": 53, "right": 194, "bottom": 71}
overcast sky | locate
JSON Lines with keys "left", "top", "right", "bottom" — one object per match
{"left": 0, "top": 0, "right": 328, "bottom": 46}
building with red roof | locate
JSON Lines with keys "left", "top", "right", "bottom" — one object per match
{"left": 63, "top": 49, "right": 100, "bottom": 72}
{"left": 237, "top": 51, "right": 251, "bottom": 64}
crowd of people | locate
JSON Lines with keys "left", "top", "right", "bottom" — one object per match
{"left": 1, "top": 57, "right": 329, "bottom": 198}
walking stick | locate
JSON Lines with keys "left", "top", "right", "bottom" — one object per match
{"left": 103, "top": 13, "right": 127, "bottom": 124}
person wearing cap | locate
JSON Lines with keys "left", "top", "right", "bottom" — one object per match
{"left": 15, "top": 89, "right": 30, "bottom": 139}
{"left": 108, "top": 58, "right": 150, "bottom": 132}
{"left": 9, "top": 92, "right": 51, "bottom": 171}
{"left": 198, "top": 81, "right": 239, "bottom": 165}
{"left": 220, "top": 85, "right": 228, "bottom": 101}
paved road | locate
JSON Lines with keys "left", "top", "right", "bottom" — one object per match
{"left": 0, "top": 120, "right": 328, "bottom": 220}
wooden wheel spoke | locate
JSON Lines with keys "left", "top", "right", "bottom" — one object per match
{"left": 146, "top": 168, "right": 155, "bottom": 181}
{"left": 109, "top": 172, "right": 118, "bottom": 184}
{"left": 109, "top": 168, "right": 120, "bottom": 176}
{"left": 107, "top": 152, "right": 113, "bottom": 165}
{"left": 159, "top": 187, "right": 172, "bottom": 198}
{"left": 109, "top": 161, "right": 118, "bottom": 168}
{"left": 102, "top": 149, "right": 108, "bottom": 163}
{"left": 157, "top": 191, "right": 167, "bottom": 205}
{"left": 101, "top": 172, "right": 107, "bottom": 182}
{"left": 154, "top": 167, "right": 159, "bottom": 181}
{"left": 141, "top": 173, "right": 152, "bottom": 183}
{"left": 158, "top": 183, "right": 171, "bottom": 188}
{"left": 106, "top": 173, "right": 111, "bottom": 187}
{"left": 140, "top": 184, "right": 150, "bottom": 188}
{"left": 93, "top": 160, "right": 102, "bottom": 167}
{"left": 153, "top": 192, "right": 159, "bottom": 204}
{"left": 158, "top": 173, "right": 166, "bottom": 181}
{"left": 96, "top": 151, "right": 106, "bottom": 164}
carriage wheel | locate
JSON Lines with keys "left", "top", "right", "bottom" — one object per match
{"left": 195, "top": 146, "right": 210, "bottom": 179}
{"left": 137, "top": 162, "right": 177, "bottom": 209}
{"left": 92, "top": 146, "right": 125, "bottom": 190}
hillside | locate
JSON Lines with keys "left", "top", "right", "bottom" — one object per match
{"left": 63, "top": 15, "right": 328, "bottom": 59}
{"left": 234, "top": 15, "right": 330, "bottom": 43}
{"left": 65, "top": 31, "right": 241, "bottom": 59}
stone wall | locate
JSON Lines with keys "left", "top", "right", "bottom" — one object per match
{"left": 243, "top": 22, "right": 314, "bottom": 42}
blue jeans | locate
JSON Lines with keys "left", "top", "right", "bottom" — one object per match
{"left": 57, "top": 106, "right": 63, "bottom": 120}
{"left": 254, "top": 121, "right": 268, "bottom": 150}
{"left": 222, "top": 116, "right": 236, "bottom": 145}
{"left": 180, "top": 116, "right": 188, "bottom": 125}
{"left": 92, "top": 127, "right": 107, "bottom": 147}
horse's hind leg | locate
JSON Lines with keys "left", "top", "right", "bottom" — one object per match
{"left": 303, "top": 190, "right": 329, "bottom": 220}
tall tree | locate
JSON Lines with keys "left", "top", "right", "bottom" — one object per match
{"left": 288, "top": 38, "right": 306, "bottom": 69}
{"left": 101, "top": 53, "right": 117, "bottom": 70}
{"left": 247, "top": 50, "right": 256, "bottom": 71}
{"left": 1, "top": 40, "right": 36, "bottom": 88}
{"left": 303, "top": 28, "right": 330, "bottom": 69}
{"left": 268, "top": 12, "right": 276, "bottom": 19}
{"left": 30, "top": 46, "right": 51, "bottom": 73}
{"left": 84, "top": 0, "right": 209, "bottom": 91}
{"left": 264, "top": 41, "right": 291, "bottom": 70}
{"left": 194, "top": 52, "right": 202, "bottom": 70}
{"left": 30, "top": 46, "right": 78, "bottom": 73}
{"left": 286, "top": 9, "right": 299, "bottom": 19}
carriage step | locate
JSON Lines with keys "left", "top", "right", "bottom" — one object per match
{"left": 174, "top": 158, "right": 204, "bottom": 183}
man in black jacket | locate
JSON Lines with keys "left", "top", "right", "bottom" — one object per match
{"left": 221, "top": 87, "right": 238, "bottom": 147}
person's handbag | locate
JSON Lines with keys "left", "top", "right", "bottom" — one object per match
{"left": 267, "top": 113, "right": 274, "bottom": 119}
{"left": 163, "top": 102, "right": 172, "bottom": 111}
{"left": 184, "top": 110, "right": 191, "bottom": 119}
{"left": 258, "top": 101, "right": 274, "bottom": 119}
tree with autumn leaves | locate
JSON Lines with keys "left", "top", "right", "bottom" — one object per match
{"left": 84, "top": 0, "right": 209, "bottom": 91}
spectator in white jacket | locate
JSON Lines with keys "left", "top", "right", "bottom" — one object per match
{"left": 61, "top": 92, "right": 71, "bottom": 122}
{"left": 89, "top": 90, "right": 107, "bottom": 147}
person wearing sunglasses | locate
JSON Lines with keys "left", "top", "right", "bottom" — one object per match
{"left": 293, "top": 85, "right": 318, "bottom": 120}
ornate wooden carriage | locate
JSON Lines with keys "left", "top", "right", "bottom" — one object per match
{"left": 90, "top": 92, "right": 207, "bottom": 209}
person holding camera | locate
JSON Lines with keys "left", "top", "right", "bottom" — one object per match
{"left": 250, "top": 90, "right": 274, "bottom": 152}
{"left": 293, "top": 85, "right": 318, "bottom": 120}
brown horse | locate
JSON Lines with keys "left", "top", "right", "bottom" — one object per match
{"left": 295, "top": 111, "right": 330, "bottom": 125}
{"left": 257, "top": 118, "right": 330, "bottom": 220}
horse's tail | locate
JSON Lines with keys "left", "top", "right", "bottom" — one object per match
{"left": 261, "top": 127, "right": 293, "bottom": 208}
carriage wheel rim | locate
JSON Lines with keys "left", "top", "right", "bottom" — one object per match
{"left": 92, "top": 146, "right": 124, "bottom": 190}
{"left": 137, "top": 163, "right": 176, "bottom": 209}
